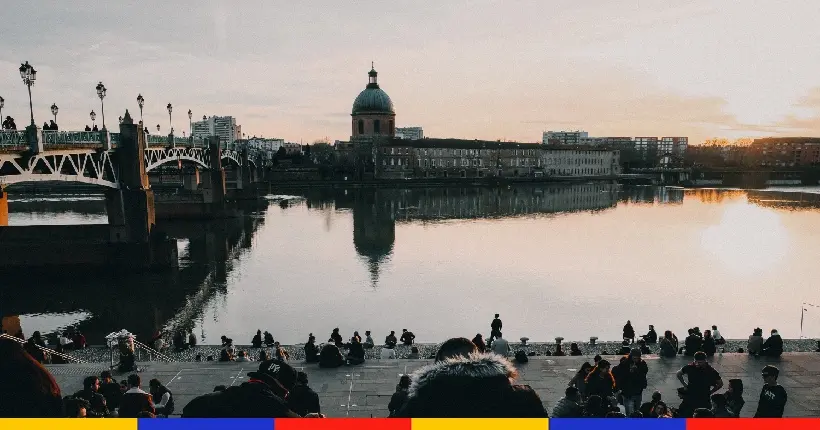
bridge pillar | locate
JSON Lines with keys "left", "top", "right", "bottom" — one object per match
{"left": 106, "top": 111, "right": 156, "bottom": 243}
{"left": 183, "top": 170, "right": 200, "bottom": 191}
{"left": 0, "top": 188, "right": 8, "bottom": 226}
{"left": 200, "top": 136, "right": 226, "bottom": 205}
{"left": 26, "top": 124, "right": 43, "bottom": 154}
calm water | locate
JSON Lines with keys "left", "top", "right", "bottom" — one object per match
{"left": 3, "top": 184, "right": 820, "bottom": 345}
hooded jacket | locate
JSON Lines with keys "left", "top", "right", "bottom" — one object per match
{"left": 395, "top": 352, "right": 547, "bottom": 418}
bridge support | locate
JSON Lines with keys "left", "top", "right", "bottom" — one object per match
{"left": 106, "top": 113, "right": 156, "bottom": 242}
{"left": 200, "top": 137, "right": 226, "bottom": 206}
{"left": 0, "top": 188, "right": 8, "bottom": 227}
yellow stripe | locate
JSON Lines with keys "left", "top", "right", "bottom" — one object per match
{"left": 0, "top": 419, "right": 138, "bottom": 430}
{"left": 412, "top": 418, "right": 548, "bottom": 430}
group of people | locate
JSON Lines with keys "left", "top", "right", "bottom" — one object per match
{"left": 83, "top": 124, "right": 100, "bottom": 131}
{"left": 2, "top": 116, "right": 17, "bottom": 130}
{"left": 41, "top": 120, "right": 59, "bottom": 131}
{"left": 18, "top": 328, "right": 86, "bottom": 365}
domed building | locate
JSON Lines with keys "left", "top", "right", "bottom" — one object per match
{"left": 351, "top": 65, "right": 396, "bottom": 139}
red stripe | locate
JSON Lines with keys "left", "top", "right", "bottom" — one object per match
{"left": 274, "top": 418, "right": 411, "bottom": 430}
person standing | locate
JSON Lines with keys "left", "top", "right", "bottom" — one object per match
{"left": 491, "top": 314, "right": 503, "bottom": 342}
{"left": 584, "top": 359, "right": 617, "bottom": 409}
{"left": 754, "top": 365, "right": 787, "bottom": 418}
{"left": 188, "top": 331, "right": 197, "bottom": 348}
{"left": 623, "top": 320, "right": 635, "bottom": 344}
{"left": 251, "top": 330, "right": 263, "bottom": 348}
{"left": 676, "top": 351, "right": 724, "bottom": 416}
{"left": 613, "top": 348, "right": 649, "bottom": 415}
{"left": 472, "top": 334, "right": 486, "bottom": 353}
{"left": 712, "top": 325, "right": 725, "bottom": 345}
{"left": 400, "top": 329, "right": 416, "bottom": 346}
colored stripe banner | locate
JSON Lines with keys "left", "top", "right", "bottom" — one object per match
{"left": 1, "top": 418, "right": 819, "bottom": 429}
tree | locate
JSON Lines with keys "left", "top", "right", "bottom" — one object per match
{"left": 276, "top": 146, "right": 287, "bottom": 158}
{"left": 304, "top": 144, "right": 311, "bottom": 157}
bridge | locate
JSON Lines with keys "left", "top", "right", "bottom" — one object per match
{"left": 0, "top": 112, "right": 270, "bottom": 270}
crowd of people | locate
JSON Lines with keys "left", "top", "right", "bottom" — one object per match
{"left": 0, "top": 315, "right": 798, "bottom": 418}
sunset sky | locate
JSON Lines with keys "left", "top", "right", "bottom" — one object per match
{"left": 2, "top": 1, "right": 820, "bottom": 144}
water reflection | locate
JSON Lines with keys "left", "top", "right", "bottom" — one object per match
{"left": 4, "top": 184, "right": 820, "bottom": 343}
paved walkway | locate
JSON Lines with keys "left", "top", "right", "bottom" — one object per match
{"left": 47, "top": 353, "right": 820, "bottom": 418}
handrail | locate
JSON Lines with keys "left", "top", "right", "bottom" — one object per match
{"left": 133, "top": 339, "right": 175, "bottom": 362}
{"left": 0, "top": 333, "right": 87, "bottom": 364}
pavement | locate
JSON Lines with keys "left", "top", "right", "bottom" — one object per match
{"left": 46, "top": 353, "right": 820, "bottom": 418}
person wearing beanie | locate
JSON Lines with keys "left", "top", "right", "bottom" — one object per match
{"left": 676, "top": 351, "right": 724, "bottom": 417}
{"left": 754, "top": 365, "right": 787, "bottom": 418}
{"left": 613, "top": 348, "right": 649, "bottom": 415}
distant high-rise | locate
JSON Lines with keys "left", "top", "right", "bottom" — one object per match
{"left": 542, "top": 130, "right": 589, "bottom": 145}
{"left": 192, "top": 115, "right": 241, "bottom": 145}
{"left": 396, "top": 127, "right": 423, "bottom": 140}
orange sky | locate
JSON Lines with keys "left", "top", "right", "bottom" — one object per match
{"left": 2, "top": 1, "right": 820, "bottom": 144}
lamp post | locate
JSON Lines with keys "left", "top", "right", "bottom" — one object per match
{"left": 166, "top": 103, "right": 173, "bottom": 133}
{"left": 136, "top": 94, "right": 144, "bottom": 122}
{"left": 188, "top": 109, "right": 192, "bottom": 137}
{"left": 50, "top": 103, "right": 59, "bottom": 124}
{"left": 90, "top": 110, "right": 96, "bottom": 128}
{"left": 156, "top": 124, "right": 160, "bottom": 133}
{"left": 0, "top": 96, "right": 4, "bottom": 125}
{"left": 95, "top": 82, "right": 107, "bottom": 129}
{"left": 19, "top": 61, "right": 37, "bottom": 126}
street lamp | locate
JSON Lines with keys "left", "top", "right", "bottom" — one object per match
{"left": 156, "top": 124, "right": 160, "bottom": 132}
{"left": 0, "top": 96, "right": 4, "bottom": 125}
{"left": 118, "top": 115, "right": 123, "bottom": 124}
{"left": 136, "top": 94, "right": 144, "bottom": 122}
{"left": 95, "top": 82, "right": 107, "bottom": 129}
{"left": 19, "top": 61, "right": 37, "bottom": 126}
{"left": 90, "top": 110, "right": 96, "bottom": 128}
{"left": 50, "top": 103, "right": 59, "bottom": 124}
{"left": 188, "top": 109, "right": 192, "bottom": 137}
{"left": 166, "top": 103, "right": 172, "bottom": 132}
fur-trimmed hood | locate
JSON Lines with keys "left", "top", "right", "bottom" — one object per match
{"left": 396, "top": 352, "right": 546, "bottom": 418}
{"left": 408, "top": 352, "right": 518, "bottom": 398}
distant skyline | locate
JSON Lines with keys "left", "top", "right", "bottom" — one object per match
{"left": 2, "top": 1, "right": 820, "bottom": 144}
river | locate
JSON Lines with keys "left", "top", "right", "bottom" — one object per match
{"left": 3, "top": 184, "right": 820, "bottom": 345}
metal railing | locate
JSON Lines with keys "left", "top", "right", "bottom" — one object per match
{"left": 41, "top": 130, "right": 106, "bottom": 146}
{"left": 0, "top": 130, "right": 27, "bottom": 149}
{"left": 0, "top": 333, "right": 87, "bottom": 364}
{"left": 133, "top": 339, "right": 175, "bottom": 362}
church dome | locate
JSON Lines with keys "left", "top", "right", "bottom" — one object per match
{"left": 351, "top": 67, "right": 395, "bottom": 115}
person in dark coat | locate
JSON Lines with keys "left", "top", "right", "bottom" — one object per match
{"left": 754, "top": 365, "right": 787, "bottom": 418}
{"left": 72, "top": 376, "right": 109, "bottom": 417}
{"left": 264, "top": 331, "right": 275, "bottom": 347}
{"left": 684, "top": 329, "right": 703, "bottom": 357}
{"left": 252, "top": 330, "right": 263, "bottom": 348}
{"left": 584, "top": 359, "right": 617, "bottom": 408}
{"left": 472, "top": 334, "right": 486, "bottom": 353}
{"left": 388, "top": 375, "right": 411, "bottom": 417}
{"left": 613, "top": 349, "right": 649, "bottom": 416}
{"left": 385, "top": 331, "right": 398, "bottom": 348}
{"left": 0, "top": 338, "right": 64, "bottom": 417}
{"left": 642, "top": 325, "right": 658, "bottom": 344}
{"left": 490, "top": 314, "right": 503, "bottom": 341}
{"left": 98, "top": 371, "right": 122, "bottom": 411}
{"left": 24, "top": 331, "right": 48, "bottom": 363}
{"left": 304, "top": 334, "right": 319, "bottom": 363}
{"left": 400, "top": 329, "right": 416, "bottom": 346}
{"left": 724, "top": 378, "right": 745, "bottom": 417}
{"left": 762, "top": 329, "right": 783, "bottom": 357}
{"left": 702, "top": 330, "right": 717, "bottom": 356}
{"left": 623, "top": 320, "right": 635, "bottom": 344}
{"left": 330, "top": 328, "right": 344, "bottom": 347}
{"left": 183, "top": 359, "right": 302, "bottom": 417}
{"left": 288, "top": 372, "right": 320, "bottom": 417}
{"left": 346, "top": 337, "right": 365, "bottom": 365}
{"left": 318, "top": 343, "right": 345, "bottom": 368}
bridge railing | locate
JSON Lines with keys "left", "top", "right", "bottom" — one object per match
{"left": 0, "top": 130, "right": 27, "bottom": 150}
{"left": 41, "top": 130, "right": 108, "bottom": 147}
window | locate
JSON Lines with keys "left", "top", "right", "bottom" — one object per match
{"left": 374, "top": 120, "right": 381, "bottom": 134}
{"left": 357, "top": 120, "right": 364, "bottom": 135}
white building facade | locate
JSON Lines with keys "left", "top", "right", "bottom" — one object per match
{"left": 542, "top": 131, "right": 589, "bottom": 145}
{"left": 191, "top": 116, "right": 242, "bottom": 145}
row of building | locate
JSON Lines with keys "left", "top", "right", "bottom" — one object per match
{"left": 542, "top": 131, "right": 688, "bottom": 167}
{"left": 687, "top": 137, "right": 820, "bottom": 168}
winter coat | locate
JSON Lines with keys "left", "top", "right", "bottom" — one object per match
{"left": 613, "top": 359, "right": 648, "bottom": 396}
{"left": 551, "top": 397, "right": 582, "bottom": 418}
{"left": 395, "top": 353, "right": 547, "bottom": 418}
